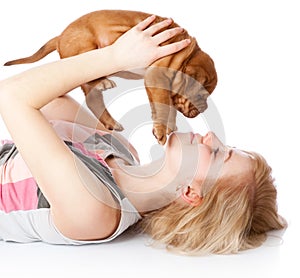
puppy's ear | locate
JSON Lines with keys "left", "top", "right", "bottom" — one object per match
{"left": 185, "top": 49, "right": 217, "bottom": 95}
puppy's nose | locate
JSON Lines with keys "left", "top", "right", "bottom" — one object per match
{"left": 197, "top": 99, "right": 208, "bottom": 113}
{"left": 188, "top": 108, "right": 200, "bottom": 118}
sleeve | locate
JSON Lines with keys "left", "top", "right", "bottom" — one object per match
{"left": 0, "top": 208, "right": 73, "bottom": 244}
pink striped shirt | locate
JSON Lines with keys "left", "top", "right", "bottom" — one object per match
{"left": 0, "top": 120, "right": 124, "bottom": 213}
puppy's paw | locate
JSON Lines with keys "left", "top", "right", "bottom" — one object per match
{"left": 99, "top": 111, "right": 124, "bottom": 131}
{"left": 152, "top": 124, "right": 168, "bottom": 145}
{"left": 166, "top": 125, "right": 176, "bottom": 135}
{"left": 96, "top": 78, "right": 116, "bottom": 91}
{"left": 102, "top": 120, "right": 124, "bottom": 132}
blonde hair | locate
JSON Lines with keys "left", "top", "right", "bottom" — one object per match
{"left": 136, "top": 151, "right": 287, "bottom": 255}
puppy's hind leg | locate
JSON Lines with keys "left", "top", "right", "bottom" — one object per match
{"left": 58, "top": 33, "right": 123, "bottom": 131}
{"left": 81, "top": 79, "right": 124, "bottom": 131}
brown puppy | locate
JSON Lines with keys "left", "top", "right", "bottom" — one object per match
{"left": 4, "top": 10, "right": 217, "bottom": 145}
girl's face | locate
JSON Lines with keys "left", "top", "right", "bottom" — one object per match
{"left": 164, "top": 131, "right": 253, "bottom": 196}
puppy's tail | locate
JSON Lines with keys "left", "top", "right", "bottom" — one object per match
{"left": 4, "top": 36, "right": 58, "bottom": 66}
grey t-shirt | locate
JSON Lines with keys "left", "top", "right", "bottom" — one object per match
{"left": 0, "top": 121, "right": 141, "bottom": 244}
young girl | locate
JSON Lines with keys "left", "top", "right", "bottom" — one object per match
{"left": 0, "top": 15, "right": 286, "bottom": 255}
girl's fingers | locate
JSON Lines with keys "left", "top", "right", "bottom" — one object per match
{"left": 157, "top": 39, "right": 191, "bottom": 58}
{"left": 144, "top": 18, "right": 173, "bottom": 35}
{"left": 153, "top": 27, "right": 184, "bottom": 45}
{"left": 115, "top": 15, "right": 191, "bottom": 68}
{"left": 135, "top": 14, "right": 156, "bottom": 31}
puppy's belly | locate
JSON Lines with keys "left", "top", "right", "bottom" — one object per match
{"left": 112, "top": 68, "right": 146, "bottom": 80}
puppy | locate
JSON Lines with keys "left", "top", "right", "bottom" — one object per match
{"left": 4, "top": 10, "right": 217, "bottom": 145}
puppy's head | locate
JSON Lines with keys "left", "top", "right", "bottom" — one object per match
{"left": 171, "top": 47, "right": 217, "bottom": 118}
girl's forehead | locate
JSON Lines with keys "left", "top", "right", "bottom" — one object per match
{"left": 228, "top": 147, "right": 253, "bottom": 159}
{"left": 230, "top": 149, "right": 254, "bottom": 170}
{"left": 237, "top": 149, "right": 255, "bottom": 160}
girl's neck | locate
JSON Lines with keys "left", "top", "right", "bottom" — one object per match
{"left": 106, "top": 156, "right": 180, "bottom": 213}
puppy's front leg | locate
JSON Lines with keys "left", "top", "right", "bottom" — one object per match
{"left": 145, "top": 67, "right": 177, "bottom": 145}
{"left": 146, "top": 87, "right": 177, "bottom": 145}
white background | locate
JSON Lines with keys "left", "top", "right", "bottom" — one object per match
{"left": 0, "top": 0, "right": 299, "bottom": 277}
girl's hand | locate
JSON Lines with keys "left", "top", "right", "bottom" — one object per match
{"left": 111, "top": 15, "right": 191, "bottom": 70}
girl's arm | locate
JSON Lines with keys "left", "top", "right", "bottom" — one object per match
{"left": 41, "top": 95, "right": 110, "bottom": 131}
{"left": 0, "top": 16, "right": 189, "bottom": 240}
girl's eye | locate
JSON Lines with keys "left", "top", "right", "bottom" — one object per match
{"left": 213, "top": 147, "right": 219, "bottom": 158}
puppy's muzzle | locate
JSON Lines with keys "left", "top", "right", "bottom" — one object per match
{"left": 172, "top": 87, "right": 209, "bottom": 118}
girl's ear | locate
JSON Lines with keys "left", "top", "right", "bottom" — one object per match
{"left": 181, "top": 186, "right": 203, "bottom": 206}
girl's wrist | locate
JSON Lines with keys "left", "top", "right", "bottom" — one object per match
{"left": 78, "top": 47, "right": 125, "bottom": 80}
